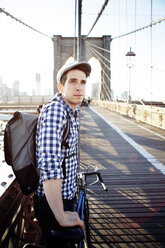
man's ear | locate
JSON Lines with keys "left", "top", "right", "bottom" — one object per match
{"left": 57, "top": 82, "right": 63, "bottom": 93}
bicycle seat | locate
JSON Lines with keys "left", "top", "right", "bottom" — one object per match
{"left": 50, "top": 226, "right": 83, "bottom": 243}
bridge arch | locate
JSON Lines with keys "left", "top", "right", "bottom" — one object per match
{"left": 87, "top": 57, "right": 102, "bottom": 100}
{"left": 52, "top": 35, "right": 112, "bottom": 99}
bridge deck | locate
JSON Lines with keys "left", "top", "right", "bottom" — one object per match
{"left": 80, "top": 105, "right": 165, "bottom": 248}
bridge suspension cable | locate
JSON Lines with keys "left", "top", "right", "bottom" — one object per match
{"left": 135, "top": 60, "right": 165, "bottom": 74}
{"left": 86, "top": 41, "right": 111, "bottom": 67}
{"left": 73, "top": 0, "right": 78, "bottom": 60}
{"left": 88, "top": 46, "right": 111, "bottom": 73}
{"left": 86, "top": 40, "right": 111, "bottom": 54}
{"left": 87, "top": 41, "right": 112, "bottom": 100}
{"left": 85, "top": 0, "right": 109, "bottom": 38}
{"left": 87, "top": 43, "right": 111, "bottom": 66}
{"left": 112, "top": 16, "right": 165, "bottom": 40}
{"left": 0, "top": 8, "right": 52, "bottom": 40}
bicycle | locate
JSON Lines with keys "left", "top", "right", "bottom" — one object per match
{"left": 23, "top": 166, "right": 107, "bottom": 248}
{"left": 75, "top": 165, "right": 108, "bottom": 248}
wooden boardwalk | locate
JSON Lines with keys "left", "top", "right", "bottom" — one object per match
{"left": 80, "top": 105, "right": 165, "bottom": 248}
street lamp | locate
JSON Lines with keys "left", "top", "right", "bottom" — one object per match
{"left": 125, "top": 47, "right": 136, "bottom": 102}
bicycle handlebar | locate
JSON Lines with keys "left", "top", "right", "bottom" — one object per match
{"left": 79, "top": 169, "right": 108, "bottom": 191}
{"left": 85, "top": 171, "right": 108, "bottom": 191}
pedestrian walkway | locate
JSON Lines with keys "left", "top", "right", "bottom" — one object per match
{"left": 80, "top": 105, "right": 165, "bottom": 248}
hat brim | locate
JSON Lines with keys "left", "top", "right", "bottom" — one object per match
{"left": 57, "top": 61, "right": 91, "bottom": 83}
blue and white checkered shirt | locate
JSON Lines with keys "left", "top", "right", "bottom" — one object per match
{"left": 36, "top": 93, "right": 80, "bottom": 199}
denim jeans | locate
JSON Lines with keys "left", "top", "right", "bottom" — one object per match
{"left": 34, "top": 194, "right": 77, "bottom": 248}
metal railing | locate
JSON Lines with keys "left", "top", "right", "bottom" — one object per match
{"left": 0, "top": 180, "right": 41, "bottom": 248}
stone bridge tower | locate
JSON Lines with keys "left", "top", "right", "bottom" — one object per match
{"left": 52, "top": 35, "right": 111, "bottom": 99}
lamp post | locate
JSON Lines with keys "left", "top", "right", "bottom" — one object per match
{"left": 78, "top": 0, "right": 82, "bottom": 61}
{"left": 125, "top": 47, "right": 136, "bottom": 102}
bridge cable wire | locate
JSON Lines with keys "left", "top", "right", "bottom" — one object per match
{"left": 150, "top": 0, "right": 153, "bottom": 126}
{"left": 86, "top": 39, "right": 112, "bottom": 97}
{"left": 86, "top": 49, "right": 105, "bottom": 100}
{"left": 86, "top": 42, "right": 110, "bottom": 62}
{"left": 86, "top": 40, "right": 111, "bottom": 54}
{"left": 86, "top": 46, "right": 108, "bottom": 74}
{"left": 100, "top": 70, "right": 111, "bottom": 101}
{"left": 87, "top": 46, "right": 112, "bottom": 99}
{"left": 87, "top": 42, "right": 111, "bottom": 73}
{"left": 87, "top": 47, "right": 108, "bottom": 100}
{"left": 112, "top": 16, "right": 165, "bottom": 40}
{"left": 86, "top": 7, "right": 165, "bottom": 101}
{"left": 86, "top": 41, "right": 111, "bottom": 62}
{"left": 73, "top": 0, "right": 78, "bottom": 60}
{"left": 87, "top": 43, "right": 111, "bottom": 95}
{"left": 87, "top": 49, "right": 111, "bottom": 100}
{"left": 132, "top": 58, "right": 165, "bottom": 73}
{"left": 87, "top": 44, "right": 111, "bottom": 69}
{"left": 87, "top": 47, "right": 112, "bottom": 89}
{"left": 85, "top": 0, "right": 109, "bottom": 38}
{"left": 0, "top": 8, "right": 53, "bottom": 40}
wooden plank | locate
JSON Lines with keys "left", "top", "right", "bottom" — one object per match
{"left": 80, "top": 106, "right": 165, "bottom": 247}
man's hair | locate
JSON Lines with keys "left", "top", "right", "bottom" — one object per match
{"left": 60, "top": 64, "right": 90, "bottom": 85}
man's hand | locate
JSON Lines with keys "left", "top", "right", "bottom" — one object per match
{"left": 59, "top": 211, "right": 83, "bottom": 230}
{"left": 43, "top": 179, "right": 83, "bottom": 230}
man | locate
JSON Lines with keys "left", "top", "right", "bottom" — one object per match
{"left": 34, "top": 61, "right": 91, "bottom": 246}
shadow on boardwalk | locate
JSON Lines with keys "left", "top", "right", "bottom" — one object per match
{"left": 80, "top": 107, "right": 165, "bottom": 248}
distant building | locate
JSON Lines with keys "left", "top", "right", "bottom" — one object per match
{"left": 121, "top": 91, "right": 128, "bottom": 100}
{"left": 0, "top": 79, "right": 12, "bottom": 100}
{"left": 19, "top": 92, "right": 28, "bottom": 96}
{"left": 110, "top": 89, "right": 114, "bottom": 100}
{"left": 13, "top": 81, "right": 20, "bottom": 96}
{"left": 36, "top": 73, "right": 41, "bottom": 95}
{"left": 91, "top": 82, "right": 101, "bottom": 100}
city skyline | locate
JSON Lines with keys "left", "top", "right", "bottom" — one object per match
{"left": 0, "top": 72, "right": 52, "bottom": 99}
{"left": 0, "top": 0, "right": 165, "bottom": 101}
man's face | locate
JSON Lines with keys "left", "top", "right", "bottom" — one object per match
{"left": 58, "top": 69, "right": 87, "bottom": 110}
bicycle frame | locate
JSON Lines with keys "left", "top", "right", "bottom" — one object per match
{"left": 22, "top": 167, "right": 107, "bottom": 248}
{"left": 77, "top": 190, "right": 88, "bottom": 248}
{"left": 77, "top": 166, "right": 108, "bottom": 248}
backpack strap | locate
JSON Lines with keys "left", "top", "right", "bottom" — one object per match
{"left": 61, "top": 112, "right": 70, "bottom": 179}
{"left": 61, "top": 113, "right": 70, "bottom": 149}
{"left": 50, "top": 99, "right": 70, "bottom": 148}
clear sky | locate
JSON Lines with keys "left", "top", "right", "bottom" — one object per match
{"left": 0, "top": 0, "right": 165, "bottom": 100}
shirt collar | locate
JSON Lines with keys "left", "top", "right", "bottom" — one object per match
{"left": 52, "top": 93, "right": 80, "bottom": 116}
